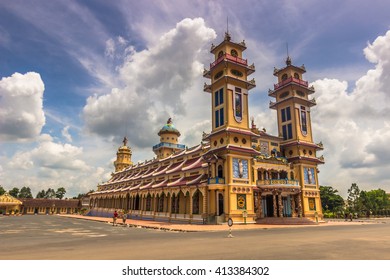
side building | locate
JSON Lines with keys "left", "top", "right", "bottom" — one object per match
{"left": 0, "top": 192, "right": 81, "bottom": 215}
{"left": 89, "top": 32, "right": 325, "bottom": 224}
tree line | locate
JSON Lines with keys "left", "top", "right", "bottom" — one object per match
{"left": 320, "top": 183, "right": 390, "bottom": 218}
{"left": 0, "top": 186, "right": 67, "bottom": 199}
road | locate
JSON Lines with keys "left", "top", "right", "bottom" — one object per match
{"left": 1, "top": 215, "right": 389, "bottom": 260}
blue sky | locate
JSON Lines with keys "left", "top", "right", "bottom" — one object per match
{"left": 1, "top": 0, "right": 390, "bottom": 197}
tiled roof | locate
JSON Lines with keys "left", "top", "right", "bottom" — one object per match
{"left": 20, "top": 199, "right": 81, "bottom": 208}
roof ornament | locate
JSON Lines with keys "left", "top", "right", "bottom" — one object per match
{"left": 285, "top": 42, "right": 292, "bottom": 66}
{"left": 122, "top": 136, "right": 128, "bottom": 147}
{"left": 167, "top": 117, "right": 172, "bottom": 125}
{"left": 250, "top": 116, "right": 256, "bottom": 129}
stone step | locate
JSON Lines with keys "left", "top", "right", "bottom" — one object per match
{"left": 256, "top": 217, "right": 316, "bottom": 225}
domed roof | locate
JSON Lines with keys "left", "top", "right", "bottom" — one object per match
{"left": 158, "top": 118, "right": 181, "bottom": 136}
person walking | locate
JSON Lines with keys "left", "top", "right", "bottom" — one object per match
{"left": 113, "top": 210, "right": 118, "bottom": 226}
{"left": 122, "top": 212, "right": 127, "bottom": 225}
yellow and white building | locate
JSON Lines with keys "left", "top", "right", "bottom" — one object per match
{"left": 89, "top": 32, "right": 325, "bottom": 224}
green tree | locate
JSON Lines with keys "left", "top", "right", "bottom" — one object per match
{"left": 45, "top": 188, "right": 56, "bottom": 199}
{"left": 18, "top": 186, "right": 33, "bottom": 198}
{"left": 360, "top": 189, "right": 390, "bottom": 215}
{"left": 319, "top": 186, "right": 345, "bottom": 212}
{"left": 55, "top": 187, "right": 66, "bottom": 199}
{"left": 0, "top": 186, "right": 5, "bottom": 195}
{"left": 347, "top": 183, "right": 361, "bottom": 213}
{"left": 9, "top": 187, "right": 20, "bottom": 197}
{"left": 36, "top": 189, "right": 46, "bottom": 198}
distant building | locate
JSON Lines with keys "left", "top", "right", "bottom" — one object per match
{"left": 0, "top": 193, "right": 81, "bottom": 215}
{"left": 89, "top": 32, "right": 325, "bottom": 224}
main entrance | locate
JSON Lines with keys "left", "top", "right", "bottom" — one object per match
{"left": 256, "top": 189, "right": 302, "bottom": 219}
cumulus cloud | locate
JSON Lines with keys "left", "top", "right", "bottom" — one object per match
{"left": 83, "top": 18, "right": 216, "bottom": 148}
{"left": 8, "top": 134, "right": 89, "bottom": 172}
{"left": 0, "top": 72, "right": 45, "bottom": 141}
{"left": 312, "top": 29, "right": 390, "bottom": 194}
{"left": 1, "top": 134, "right": 109, "bottom": 196}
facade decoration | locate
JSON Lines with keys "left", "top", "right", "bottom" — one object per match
{"left": 89, "top": 32, "right": 325, "bottom": 224}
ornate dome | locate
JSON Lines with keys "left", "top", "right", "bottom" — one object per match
{"left": 158, "top": 118, "right": 181, "bottom": 136}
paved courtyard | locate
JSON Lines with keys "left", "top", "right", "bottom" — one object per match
{"left": 1, "top": 215, "right": 389, "bottom": 260}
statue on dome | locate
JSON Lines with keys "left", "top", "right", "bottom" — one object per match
{"left": 167, "top": 117, "right": 172, "bottom": 125}
{"left": 122, "top": 136, "right": 128, "bottom": 147}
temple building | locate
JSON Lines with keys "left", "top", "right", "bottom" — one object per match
{"left": 89, "top": 32, "right": 325, "bottom": 224}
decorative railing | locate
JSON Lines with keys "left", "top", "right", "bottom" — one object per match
{"left": 208, "top": 177, "right": 225, "bottom": 184}
{"left": 210, "top": 53, "right": 248, "bottom": 69}
{"left": 257, "top": 179, "right": 299, "bottom": 186}
{"left": 274, "top": 77, "right": 308, "bottom": 90}
{"left": 152, "top": 142, "right": 186, "bottom": 150}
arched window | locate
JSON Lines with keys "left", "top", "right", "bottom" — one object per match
{"left": 171, "top": 194, "right": 179, "bottom": 214}
{"left": 135, "top": 194, "right": 140, "bottom": 210}
{"left": 231, "top": 49, "right": 238, "bottom": 57}
{"left": 290, "top": 172, "right": 295, "bottom": 180}
{"left": 294, "top": 73, "right": 300, "bottom": 79}
{"left": 282, "top": 73, "right": 288, "bottom": 81}
{"left": 218, "top": 51, "right": 224, "bottom": 58}
{"left": 158, "top": 193, "right": 164, "bottom": 212}
{"left": 146, "top": 194, "right": 151, "bottom": 211}
{"left": 217, "top": 164, "right": 223, "bottom": 178}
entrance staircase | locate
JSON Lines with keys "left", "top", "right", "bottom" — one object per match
{"left": 256, "top": 217, "right": 316, "bottom": 225}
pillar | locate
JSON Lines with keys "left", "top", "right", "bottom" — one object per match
{"left": 297, "top": 194, "right": 302, "bottom": 217}
{"left": 291, "top": 195, "right": 296, "bottom": 217}
{"left": 273, "top": 193, "right": 277, "bottom": 217}
{"left": 278, "top": 193, "right": 283, "bottom": 217}
{"left": 257, "top": 192, "right": 263, "bottom": 218}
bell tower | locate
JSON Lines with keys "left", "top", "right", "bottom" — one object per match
{"left": 203, "top": 32, "right": 259, "bottom": 223}
{"left": 114, "top": 136, "right": 132, "bottom": 172}
{"left": 204, "top": 32, "right": 256, "bottom": 133}
{"left": 269, "top": 56, "right": 325, "bottom": 219}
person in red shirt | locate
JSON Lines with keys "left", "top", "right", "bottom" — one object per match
{"left": 113, "top": 210, "right": 118, "bottom": 226}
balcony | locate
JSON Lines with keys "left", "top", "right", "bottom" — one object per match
{"left": 274, "top": 77, "right": 308, "bottom": 90}
{"left": 152, "top": 142, "right": 186, "bottom": 151}
{"left": 257, "top": 179, "right": 299, "bottom": 186}
{"left": 208, "top": 177, "right": 225, "bottom": 184}
{"left": 210, "top": 53, "right": 248, "bottom": 69}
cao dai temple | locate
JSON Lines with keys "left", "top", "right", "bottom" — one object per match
{"left": 89, "top": 32, "right": 325, "bottom": 224}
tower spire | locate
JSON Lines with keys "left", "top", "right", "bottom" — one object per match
{"left": 285, "top": 42, "right": 292, "bottom": 65}
{"left": 224, "top": 16, "right": 231, "bottom": 41}
{"left": 227, "top": 16, "right": 229, "bottom": 34}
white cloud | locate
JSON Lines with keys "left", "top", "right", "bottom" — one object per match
{"left": 0, "top": 72, "right": 45, "bottom": 141}
{"left": 8, "top": 135, "right": 89, "bottom": 171}
{"left": 2, "top": 135, "right": 110, "bottom": 196}
{"left": 311, "top": 29, "right": 390, "bottom": 195}
{"left": 83, "top": 18, "right": 216, "bottom": 149}
{"left": 61, "top": 126, "right": 72, "bottom": 142}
